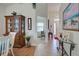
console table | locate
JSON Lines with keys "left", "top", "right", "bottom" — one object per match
{"left": 59, "top": 39, "right": 75, "bottom": 56}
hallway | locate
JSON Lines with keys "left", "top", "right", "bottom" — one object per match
{"left": 34, "top": 39, "right": 60, "bottom": 56}
{"left": 0, "top": 3, "right": 79, "bottom": 56}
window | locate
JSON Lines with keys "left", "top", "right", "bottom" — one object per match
{"left": 37, "top": 23, "right": 44, "bottom": 32}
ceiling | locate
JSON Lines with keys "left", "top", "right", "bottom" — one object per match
{"left": 0, "top": 3, "right": 61, "bottom": 15}
{"left": 48, "top": 3, "right": 61, "bottom": 12}
{"left": 0, "top": 3, "right": 13, "bottom": 6}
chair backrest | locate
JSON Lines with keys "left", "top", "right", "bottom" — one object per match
{"left": 0, "top": 36, "right": 10, "bottom": 56}
{"left": 9, "top": 32, "right": 17, "bottom": 48}
{"left": 41, "top": 31, "right": 45, "bottom": 37}
{"left": 0, "top": 32, "right": 16, "bottom": 56}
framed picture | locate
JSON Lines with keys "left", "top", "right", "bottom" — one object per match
{"left": 63, "top": 3, "right": 79, "bottom": 31}
{"left": 28, "top": 18, "right": 32, "bottom": 30}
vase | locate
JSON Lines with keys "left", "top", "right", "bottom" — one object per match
{"left": 26, "top": 41, "right": 31, "bottom": 47}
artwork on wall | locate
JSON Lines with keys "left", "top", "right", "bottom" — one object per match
{"left": 63, "top": 3, "right": 79, "bottom": 31}
{"left": 28, "top": 18, "right": 32, "bottom": 30}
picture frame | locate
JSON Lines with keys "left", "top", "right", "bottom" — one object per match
{"left": 63, "top": 3, "right": 79, "bottom": 31}
{"left": 28, "top": 18, "right": 32, "bottom": 30}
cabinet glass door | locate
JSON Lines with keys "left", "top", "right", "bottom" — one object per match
{"left": 22, "top": 17, "right": 25, "bottom": 33}
{"left": 8, "top": 18, "right": 12, "bottom": 32}
{"left": 14, "top": 16, "right": 19, "bottom": 32}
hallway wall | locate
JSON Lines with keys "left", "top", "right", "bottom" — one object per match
{"left": 48, "top": 10, "right": 60, "bottom": 35}
{"left": 59, "top": 3, "right": 79, "bottom": 56}
{"left": 48, "top": 11, "right": 54, "bottom": 33}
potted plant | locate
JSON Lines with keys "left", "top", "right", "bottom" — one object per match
{"left": 25, "top": 36, "right": 31, "bottom": 47}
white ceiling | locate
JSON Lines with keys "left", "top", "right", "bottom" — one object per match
{"left": 0, "top": 3, "right": 61, "bottom": 15}
{"left": 0, "top": 3, "right": 61, "bottom": 11}
{"left": 48, "top": 3, "right": 61, "bottom": 12}
{"left": 0, "top": 3, "right": 13, "bottom": 6}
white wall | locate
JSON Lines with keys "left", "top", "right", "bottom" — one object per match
{"left": 48, "top": 10, "right": 60, "bottom": 35}
{"left": 0, "top": 3, "right": 48, "bottom": 45}
{"left": 59, "top": 3, "right": 79, "bottom": 56}
{"left": 0, "top": 4, "right": 37, "bottom": 45}
{"left": 0, "top": 5, "right": 6, "bottom": 36}
{"left": 36, "top": 3, "right": 48, "bottom": 17}
{"left": 5, "top": 3, "right": 36, "bottom": 38}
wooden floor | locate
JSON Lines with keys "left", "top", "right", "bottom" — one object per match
{"left": 8, "top": 46, "right": 36, "bottom": 56}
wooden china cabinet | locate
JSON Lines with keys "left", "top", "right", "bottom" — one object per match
{"left": 4, "top": 15, "right": 25, "bottom": 48}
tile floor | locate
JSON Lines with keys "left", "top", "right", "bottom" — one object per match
{"left": 34, "top": 38, "right": 60, "bottom": 56}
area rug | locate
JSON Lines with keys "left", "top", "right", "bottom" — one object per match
{"left": 9, "top": 46, "right": 36, "bottom": 56}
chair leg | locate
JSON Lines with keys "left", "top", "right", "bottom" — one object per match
{"left": 11, "top": 49, "right": 14, "bottom": 56}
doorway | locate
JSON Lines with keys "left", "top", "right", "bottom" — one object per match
{"left": 53, "top": 18, "right": 59, "bottom": 37}
{"left": 54, "top": 22, "right": 56, "bottom": 35}
{"left": 36, "top": 16, "right": 46, "bottom": 44}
